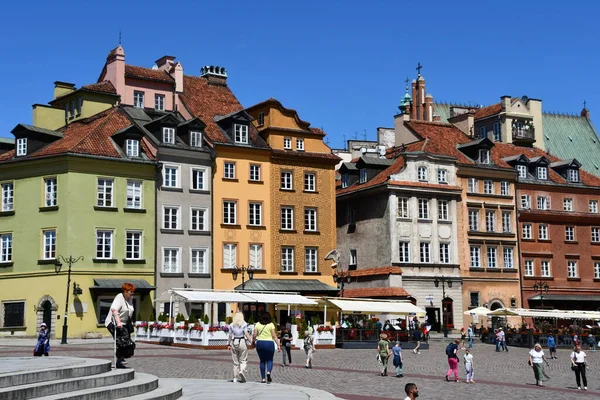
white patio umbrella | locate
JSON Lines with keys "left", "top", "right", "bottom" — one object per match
{"left": 463, "top": 306, "right": 491, "bottom": 316}
{"left": 487, "top": 308, "right": 520, "bottom": 316}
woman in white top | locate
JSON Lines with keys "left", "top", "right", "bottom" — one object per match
{"left": 227, "top": 312, "right": 252, "bottom": 383}
{"left": 104, "top": 283, "right": 135, "bottom": 368}
{"left": 464, "top": 348, "right": 474, "bottom": 383}
{"left": 570, "top": 345, "right": 588, "bottom": 390}
{"left": 528, "top": 343, "right": 550, "bottom": 386}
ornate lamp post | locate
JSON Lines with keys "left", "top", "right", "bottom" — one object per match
{"left": 533, "top": 281, "right": 549, "bottom": 308}
{"left": 54, "top": 255, "right": 84, "bottom": 344}
{"left": 332, "top": 270, "right": 352, "bottom": 297}
{"left": 434, "top": 276, "right": 453, "bottom": 338}
{"left": 231, "top": 265, "right": 255, "bottom": 290}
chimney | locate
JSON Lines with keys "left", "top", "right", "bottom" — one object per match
{"left": 172, "top": 62, "right": 184, "bottom": 93}
{"left": 410, "top": 79, "right": 417, "bottom": 120}
{"left": 105, "top": 45, "right": 126, "bottom": 99}
{"left": 581, "top": 101, "right": 590, "bottom": 119}
{"left": 200, "top": 65, "right": 228, "bottom": 86}
{"left": 501, "top": 95, "right": 511, "bottom": 111}
{"left": 432, "top": 114, "right": 441, "bottom": 122}
{"left": 155, "top": 55, "right": 176, "bottom": 71}
{"left": 425, "top": 94, "right": 434, "bottom": 122}
{"left": 53, "top": 81, "right": 76, "bottom": 99}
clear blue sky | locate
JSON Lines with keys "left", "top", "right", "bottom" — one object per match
{"left": 1, "top": 0, "right": 599, "bottom": 148}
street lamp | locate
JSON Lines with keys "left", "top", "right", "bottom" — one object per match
{"left": 332, "top": 269, "right": 352, "bottom": 297}
{"left": 231, "top": 265, "right": 255, "bottom": 290}
{"left": 54, "top": 255, "right": 84, "bottom": 344}
{"left": 532, "top": 281, "right": 549, "bottom": 308}
{"left": 434, "top": 276, "right": 453, "bottom": 338}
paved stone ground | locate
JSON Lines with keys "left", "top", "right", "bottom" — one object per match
{"left": 1, "top": 339, "right": 599, "bottom": 399}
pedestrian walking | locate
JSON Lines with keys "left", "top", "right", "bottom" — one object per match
{"left": 570, "top": 346, "right": 588, "bottom": 390}
{"left": 467, "top": 325, "right": 474, "bottom": 349}
{"left": 392, "top": 341, "right": 404, "bottom": 377}
{"left": 377, "top": 333, "right": 392, "bottom": 376}
{"left": 403, "top": 383, "right": 419, "bottom": 400}
{"left": 105, "top": 282, "right": 136, "bottom": 369}
{"left": 528, "top": 343, "right": 550, "bottom": 387}
{"left": 547, "top": 332, "right": 557, "bottom": 359}
{"left": 586, "top": 334, "right": 596, "bottom": 352}
{"left": 460, "top": 327, "right": 466, "bottom": 349}
{"left": 494, "top": 329, "right": 500, "bottom": 352}
{"left": 33, "top": 323, "right": 50, "bottom": 356}
{"left": 464, "top": 348, "right": 474, "bottom": 383}
{"left": 445, "top": 339, "right": 460, "bottom": 382}
{"left": 280, "top": 328, "right": 293, "bottom": 366}
{"left": 252, "top": 312, "right": 281, "bottom": 384}
{"left": 497, "top": 327, "right": 508, "bottom": 352}
{"left": 304, "top": 331, "right": 315, "bottom": 369}
{"left": 412, "top": 327, "right": 421, "bottom": 354}
{"left": 227, "top": 312, "right": 252, "bottom": 383}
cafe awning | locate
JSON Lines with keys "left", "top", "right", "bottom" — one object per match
{"left": 243, "top": 292, "right": 317, "bottom": 305}
{"left": 90, "top": 279, "right": 155, "bottom": 293}
{"left": 328, "top": 298, "right": 426, "bottom": 315}
{"left": 169, "top": 290, "right": 251, "bottom": 303}
{"left": 487, "top": 307, "right": 600, "bottom": 320}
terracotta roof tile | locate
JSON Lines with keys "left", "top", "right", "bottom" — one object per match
{"left": 474, "top": 102, "right": 501, "bottom": 119}
{"left": 343, "top": 287, "right": 411, "bottom": 298}
{"left": 125, "top": 65, "right": 174, "bottom": 84}
{"left": 348, "top": 266, "right": 403, "bottom": 277}
{"left": 246, "top": 98, "right": 312, "bottom": 131}
{"left": 309, "top": 127, "right": 326, "bottom": 136}
{"left": 81, "top": 80, "right": 117, "bottom": 94}
{"left": 271, "top": 148, "right": 340, "bottom": 161}
{"left": 388, "top": 181, "right": 462, "bottom": 191}
{"left": 336, "top": 156, "right": 406, "bottom": 195}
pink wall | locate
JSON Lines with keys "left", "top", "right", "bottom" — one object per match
{"left": 122, "top": 78, "right": 174, "bottom": 111}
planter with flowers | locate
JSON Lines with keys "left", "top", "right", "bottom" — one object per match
{"left": 160, "top": 324, "right": 174, "bottom": 337}
{"left": 135, "top": 322, "right": 148, "bottom": 338}
{"left": 315, "top": 325, "right": 335, "bottom": 345}
{"left": 207, "top": 325, "right": 229, "bottom": 346}
{"left": 149, "top": 322, "right": 161, "bottom": 338}
{"left": 175, "top": 323, "right": 190, "bottom": 343}
{"left": 189, "top": 325, "right": 204, "bottom": 341}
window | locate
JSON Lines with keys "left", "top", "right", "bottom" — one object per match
{"left": 190, "top": 207, "right": 206, "bottom": 231}
{"left": 304, "top": 173, "right": 316, "bottom": 192}
{"left": 493, "top": 122, "right": 501, "bottom": 142}
{"left": 503, "top": 248, "right": 514, "bottom": 268}
{"left": 485, "top": 211, "right": 495, "bottom": 232}
{"left": 470, "top": 292, "right": 480, "bottom": 308}
{"left": 565, "top": 226, "right": 575, "bottom": 241}
{"left": 470, "top": 246, "right": 481, "bottom": 268}
{"left": 595, "top": 262, "right": 600, "bottom": 279}
{"left": 234, "top": 124, "right": 248, "bottom": 144}
{"left": 223, "top": 201, "right": 237, "bottom": 225}
{"left": 190, "top": 248, "right": 207, "bottom": 274}
{"left": 483, "top": 180, "right": 494, "bottom": 194}
{"left": 522, "top": 224, "right": 532, "bottom": 239}
{"left": 438, "top": 200, "right": 449, "bottom": 221}
{"left": 163, "top": 206, "right": 180, "bottom": 229}
{"left": 44, "top": 178, "right": 57, "bottom": 207}
{"left": 305, "top": 247, "right": 318, "bottom": 272}
{"left": 125, "top": 139, "right": 139, "bottom": 157}
{"left": 191, "top": 168, "right": 206, "bottom": 190}
{"left": 2, "top": 301, "right": 24, "bottom": 328}
{"left": 296, "top": 138, "right": 304, "bottom": 151}
{"left": 500, "top": 181, "right": 510, "bottom": 196}
{"left": 437, "top": 169, "right": 447, "bottom": 183}
{"left": 133, "top": 91, "right": 144, "bottom": 108}
{"left": 524, "top": 260, "right": 534, "bottom": 276}
{"left": 224, "top": 162, "right": 236, "bottom": 179}
{"left": 155, "top": 94, "right": 165, "bottom": 111}
{"left": 418, "top": 199, "right": 430, "bottom": 219}
{"left": 537, "top": 196, "right": 549, "bottom": 210}
{"left": 567, "top": 261, "right": 578, "bottom": 278}
{"left": 248, "top": 202, "right": 262, "bottom": 226}
{"left": 479, "top": 126, "right": 487, "bottom": 139}
{"left": 125, "top": 231, "right": 142, "bottom": 260}
{"left": 563, "top": 198, "right": 573, "bottom": 211}
{"left": 1, "top": 182, "right": 13, "bottom": 211}
{"left": 592, "top": 227, "right": 600, "bottom": 243}
{"left": 590, "top": 200, "right": 598, "bottom": 213}
{"left": 281, "top": 207, "right": 294, "bottom": 230}
{"left": 257, "top": 112, "right": 265, "bottom": 126}
{"left": 283, "top": 137, "right": 292, "bottom": 150}
{"left": 96, "top": 179, "right": 114, "bottom": 207}
{"left": 0, "top": 233, "right": 11, "bottom": 263}
{"left": 479, "top": 149, "right": 490, "bottom": 164}
{"left": 42, "top": 230, "right": 56, "bottom": 260}
{"left": 541, "top": 260, "right": 551, "bottom": 277}
{"left": 162, "top": 127, "right": 175, "bottom": 144}
{"left": 517, "top": 165, "right": 527, "bottom": 178}
{"left": 349, "top": 249, "right": 357, "bottom": 266}
{"left": 163, "top": 165, "right": 179, "bottom": 188}
{"left": 162, "top": 248, "right": 180, "bottom": 273}
{"left": 359, "top": 169, "right": 367, "bottom": 183}
{"left": 537, "top": 166, "right": 547, "bottom": 180}
{"left": 341, "top": 174, "right": 349, "bottom": 188}
{"left": 568, "top": 168, "right": 579, "bottom": 183}
{"left": 417, "top": 166, "right": 428, "bottom": 181}
{"left": 249, "top": 164, "right": 261, "bottom": 182}
{"left": 281, "top": 247, "right": 295, "bottom": 272}
{"left": 467, "top": 178, "right": 478, "bottom": 193}
{"left": 16, "top": 138, "right": 27, "bottom": 156}
{"left": 249, "top": 244, "right": 263, "bottom": 269}
{"left": 126, "top": 180, "right": 142, "bottom": 209}
{"left": 521, "top": 194, "right": 531, "bottom": 209}
{"left": 487, "top": 246, "right": 497, "bottom": 268}
{"left": 419, "top": 242, "right": 430, "bottom": 263}
{"left": 281, "top": 171, "right": 293, "bottom": 189}
{"left": 95, "top": 230, "right": 113, "bottom": 259}
{"left": 190, "top": 131, "right": 202, "bottom": 148}
{"left": 468, "top": 209, "right": 479, "bottom": 231}
{"left": 398, "top": 198, "right": 409, "bottom": 218}
{"left": 502, "top": 212, "right": 511, "bottom": 233}
{"left": 304, "top": 208, "right": 317, "bottom": 231}
{"left": 439, "top": 243, "right": 450, "bottom": 264}
{"left": 347, "top": 205, "right": 356, "bottom": 225}
{"left": 399, "top": 242, "right": 410, "bottom": 263}
{"left": 538, "top": 224, "right": 548, "bottom": 240}
{"left": 223, "top": 244, "right": 237, "bottom": 269}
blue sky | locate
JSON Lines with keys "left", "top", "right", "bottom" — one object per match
{"left": 1, "top": 1, "right": 599, "bottom": 148}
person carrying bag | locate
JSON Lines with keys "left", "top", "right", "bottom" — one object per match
{"left": 105, "top": 282, "right": 136, "bottom": 369}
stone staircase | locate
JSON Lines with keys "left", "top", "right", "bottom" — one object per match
{"left": 0, "top": 357, "right": 182, "bottom": 400}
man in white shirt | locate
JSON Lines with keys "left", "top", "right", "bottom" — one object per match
{"left": 403, "top": 382, "right": 419, "bottom": 400}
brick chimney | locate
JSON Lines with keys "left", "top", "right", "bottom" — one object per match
{"left": 501, "top": 95, "right": 511, "bottom": 111}
{"left": 200, "top": 65, "right": 228, "bottom": 86}
{"left": 104, "top": 45, "right": 126, "bottom": 99}
{"left": 425, "top": 94, "right": 434, "bottom": 122}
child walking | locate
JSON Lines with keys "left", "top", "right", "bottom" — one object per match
{"left": 464, "top": 348, "right": 474, "bottom": 383}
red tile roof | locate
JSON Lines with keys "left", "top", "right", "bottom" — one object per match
{"left": 271, "top": 148, "right": 340, "bottom": 161}
{"left": 474, "top": 103, "right": 501, "bottom": 119}
{"left": 246, "top": 98, "right": 311, "bottom": 131}
{"left": 344, "top": 287, "right": 411, "bottom": 298}
{"left": 309, "top": 127, "right": 326, "bottom": 137}
{"left": 336, "top": 156, "right": 406, "bottom": 195}
{"left": 81, "top": 80, "right": 117, "bottom": 94}
{"left": 124, "top": 65, "right": 174, "bottom": 84}
{"left": 348, "top": 266, "right": 403, "bottom": 278}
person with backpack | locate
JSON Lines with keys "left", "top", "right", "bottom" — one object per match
{"left": 445, "top": 339, "right": 460, "bottom": 382}
{"left": 280, "top": 328, "right": 292, "bottom": 367}
{"left": 377, "top": 333, "right": 392, "bottom": 376}
{"left": 304, "top": 330, "right": 315, "bottom": 369}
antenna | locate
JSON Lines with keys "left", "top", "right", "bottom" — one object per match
{"left": 363, "top": 129, "right": 367, "bottom": 140}
{"left": 119, "top": 31, "right": 122, "bottom": 45}
{"left": 354, "top": 131, "right": 358, "bottom": 140}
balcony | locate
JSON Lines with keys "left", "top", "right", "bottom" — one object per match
{"left": 512, "top": 121, "right": 535, "bottom": 144}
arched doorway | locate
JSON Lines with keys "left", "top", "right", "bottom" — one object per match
{"left": 42, "top": 301, "right": 52, "bottom": 331}
{"left": 489, "top": 301, "right": 505, "bottom": 330}
{"left": 36, "top": 295, "right": 58, "bottom": 337}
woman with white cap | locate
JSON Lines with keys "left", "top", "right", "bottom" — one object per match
{"left": 33, "top": 323, "right": 50, "bottom": 356}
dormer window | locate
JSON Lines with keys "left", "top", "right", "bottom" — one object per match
{"left": 283, "top": 137, "right": 292, "bottom": 150}
{"left": 162, "top": 127, "right": 175, "bottom": 144}
{"left": 537, "top": 166, "right": 547, "bottom": 180}
{"left": 517, "top": 165, "right": 527, "bottom": 178}
{"left": 417, "top": 166, "right": 428, "bottom": 181}
{"left": 234, "top": 124, "right": 248, "bottom": 144}
{"left": 359, "top": 169, "right": 367, "bottom": 183}
{"left": 478, "top": 149, "right": 490, "bottom": 164}
{"left": 190, "top": 131, "right": 202, "bottom": 148}
{"left": 479, "top": 126, "right": 487, "bottom": 139}
{"left": 16, "top": 138, "right": 27, "bottom": 156}
{"left": 568, "top": 168, "right": 579, "bottom": 183}
{"left": 125, "top": 139, "right": 139, "bottom": 157}
{"left": 296, "top": 138, "right": 304, "bottom": 151}
{"left": 342, "top": 174, "right": 349, "bottom": 188}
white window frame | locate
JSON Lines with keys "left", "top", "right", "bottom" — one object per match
{"left": 44, "top": 177, "right": 57, "bottom": 207}
{"left": 563, "top": 198, "right": 573, "bottom": 212}
{"left": 133, "top": 91, "right": 144, "bottom": 108}
{"left": 524, "top": 260, "right": 534, "bottom": 276}
{"left": 349, "top": 249, "right": 357, "bottom": 265}
{"left": 125, "top": 230, "right": 142, "bottom": 260}
{"left": 154, "top": 94, "right": 165, "bottom": 111}
{"left": 399, "top": 242, "right": 410, "bottom": 263}
{"left": 248, "top": 202, "right": 262, "bottom": 226}
{"left": 249, "top": 244, "right": 263, "bottom": 269}
{"left": 249, "top": 164, "right": 261, "bottom": 182}
{"left": 439, "top": 243, "right": 450, "bottom": 264}
{"left": 125, "top": 139, "right": 139, "bottom": 157}
{"left": 283, "top": 137, "right": 292, "bottom": 150}
{"left": 281, "top": 207, "right": 294, "bottom": 230}
{"left": 190, "top": 131, "right": 203, "bottom": 148}
{"left": 538, "top": 224, "right": 548, "bottom": 240}
{"left": 296, "top": 138, "right": 304, "bottom": 151}
{"left": 468, "top": 209, "right": 479, "bottom": 231}
{"left": 568, "top": 168, "right": 579, "bottom": 183}
{"left": 522, "top": 224, "right": 532, "bottom": 239}
{"left": 590, "top": 200, "right": 598, "bottom": 213}
{"left": 223, "top": 201, "right": 237, "bottom": 225}
{"left": 438, "top": 200, "right": 449, "bottom": 221}
{"left": 163, "top": 205, "right": 180, "bottom": 230}
{"left": 502, "top": 212, "right": 511, "bottom": 233}
{"left": 398, "top": 197, "right": 409, "bottom": 218}
{"left": 503, "top": 247, "right": 514, "bottom": 268}
{"left": 537, "top": 196, "right": 549, "bottom": 210}
{"left": 163, "top": 165, "right": 180, "bottom": 188}
{"left": 190, "top": 248, "right": 208, "bottom": 274}
{"left": 565, "top": 226, "right": 575, "bottom": 241}
{"left": 500, "top": 181, "right": 510, "bottom": 196}
{"left": 126, "top": 180, "right": 142, "bottom": 209}
{"left": 483, "top": 180, "right": 494, "bottom": 194}
{"left": 96, "top": 178, "right": 114, "bottom": 207}
{"left": 224, "top": 162, "right": 236, "bottom": 180}
{"left": 595, "top": 262, "right": 600, "bottom": 279}
{"left": 234, "top": 124, "right": 249, "bottom": 144}
{"left": 418, "top": 198, "right": 430, "bottom": 220}
{"left": 16, "top": 138, "right": 27, "bottom": 156}
{"left": 190, "top": 207, "right": 207, "bottom": 231}
{"left": 419, "top": 242, "right": 431, "bottom": 263}
{"left": 281, "top": 171, "right": 293, "bottom": 190}
{"left": 487, "top": 246, "right": 497, "bottom": 268}
{"left": 479, "top": 149, "right": 490, "bottom": 164}
{"left": 42, "top": 229, "right": 56, "bottom": 260}
{"left": 281, "top": 247, "right": 295, "bottom": 272}
{"left": 304, "top": 173, "right": 316, "bottom": 192}
{"left": 485, "top": 210, "right": 496, "bottom": 232}
{"left": 95, "top": 230, "right": 113, "bottom": 259}
{"left": 1, "top": 182, "right": 13, "bottom": 212}
{"left": 592, "top": 227, "right": 600, "bottom": 243}
{"left": 517, "top": 165, "right": 527, "bottom": 178}
{"left": 437, "top": 168, "right": 447, "bottom": 184}
{"left": 521, "top": 194, "right": 531, "bottom": 209}
{"left": 417, "top": 166, "right": 428, "bottom": 181}
{"left": 305, "top": 247, "right": 318, "bottom": 272}
{"left": 567, "top": 261, "right": 578, "bottom": 278}
{"left": 162, "top": 127, "right": 175, "bottom": 144}
{"left": 223, "top": 243, "right": 237, "bottom": 269}
{"left": 304, "top": 208, "right": 317, "bottom": 232}
{"left": 541, "top": 260, "right": 551, "bottom": 277}
{"left": 467, "top": 178, "right": 478, "bottom": 193}
{"left": 162, "top": 247, "right": 181, "bottom": 273}
{"left": 191, "top": 168, "right": 206, "bottom": 191}
{"left": 537, "top": 166, "right": 548, "bottom": 180}
{"left": 470, "top": 246, "right": 481, "bottom": 268}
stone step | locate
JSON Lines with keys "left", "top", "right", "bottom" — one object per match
{"left": 0, "top": 368, "right": 134, "bottom": 400}
{"left": 39, "top": 372, "right": 159, "bottom": 400}
{"left": 124, "top": 381, "right": 183, "bottom": 400}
